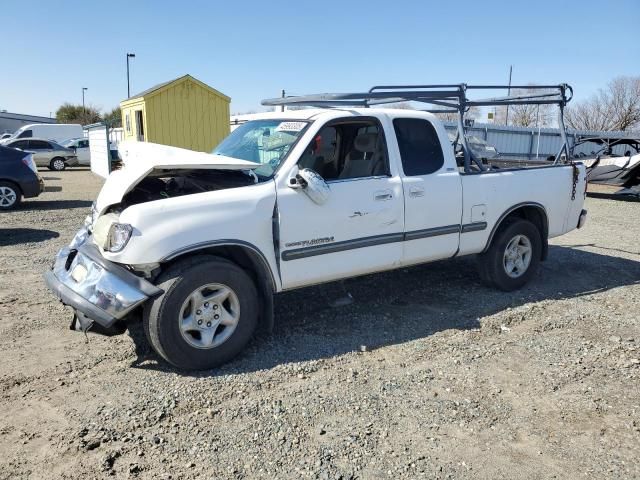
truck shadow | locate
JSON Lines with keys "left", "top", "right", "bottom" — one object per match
{"left": 128, "top": 245, "right": 640, "bottom": 376}
{"left": 0, "top": 228, "right": 59, "bottom": 246}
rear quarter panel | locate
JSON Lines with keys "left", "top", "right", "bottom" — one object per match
{"left": 458, "top": 164, "right": 587, "bottom": 256}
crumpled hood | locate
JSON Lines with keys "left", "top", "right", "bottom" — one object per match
{"left": 95, "top": 141, "right": 260, "bottom": 214}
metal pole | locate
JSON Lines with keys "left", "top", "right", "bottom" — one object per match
{"left": 82, "top": 87, "right": 87, "bottom": 124}
{"left": 281, "top": 89, "right": 285, "bottom": 113}
{"left": 126, "top": 53, "right": 135, "bottom": 98}
{"left": 505, "top": 65, "right": 512, "bottom": 126}
{"left": 535, "top": 104, "right": 541, "bottom": 159}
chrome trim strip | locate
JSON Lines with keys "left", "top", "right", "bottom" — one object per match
{"left": 281, "top": 232, "right": 404, "bottom": 261}
{"left": 281, "top": 221, "right": 488, "bottom": 261}
{"left": 460, "top": 222, "right": 488, "bottom": 233}
{"left": 404, "top": 224, "right": 460, "bottom": 241}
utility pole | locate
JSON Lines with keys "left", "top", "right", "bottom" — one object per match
{"left": 505, "top": 65, "right": 513, "bottom": 126}
{"left": 126, "top": 53, "right": 136, "bottom": 98}
{"left": 281, "top": 89, "right": 285, "bottom": 113}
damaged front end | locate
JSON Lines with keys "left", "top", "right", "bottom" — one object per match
{"left": 44, "top": 228, "right": 163, "bottom": 334}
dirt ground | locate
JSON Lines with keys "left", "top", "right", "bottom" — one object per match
{"left": 0, "top": 169, "right": 639, "bottom": 479}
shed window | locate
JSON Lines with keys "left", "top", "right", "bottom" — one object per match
{"left": 393, "top": 118, "right": 444, "bottom": 176}
{"left": 125, "top": 114, "right": 131, "bottom": 133}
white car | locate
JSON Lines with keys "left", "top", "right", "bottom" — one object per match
{"left": 45, "top": 86, "right": 587, "bottom": 370}
{"left": 61, "top": 137, "right": 90, "bottom": 165}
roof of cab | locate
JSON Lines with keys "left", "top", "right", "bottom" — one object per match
{"left": 230, "top": 108, "right": 437, "bottom": 122}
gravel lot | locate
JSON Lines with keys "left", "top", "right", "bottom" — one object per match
{"left": 0, "top": 169, "right": 639, "bottom": 479}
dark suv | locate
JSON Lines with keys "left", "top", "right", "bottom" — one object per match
{"left": 0, "top": 145, "right": 45, "bottom": 209}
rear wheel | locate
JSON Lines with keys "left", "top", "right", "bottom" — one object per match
{"left": 477, "top": 219, "right": 541, "bottom": 291}
{"left": 0, "top": 181, "right": 21, "bottom": 210}
{"left": 143, "top": 256, "right": 259, "bottom": 370}
{"left": 49, "top": 157, "right": 66, "bottom": 171}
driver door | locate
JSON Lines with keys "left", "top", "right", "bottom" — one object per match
{"left": 277, "top": 119, "right": 404, "bottom": 289}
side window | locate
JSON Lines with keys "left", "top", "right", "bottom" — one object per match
{"left": 298, "top": 120, "right": 389, "bottom": 181}
{"left": 393, "top": 118, "right": 444, "bottom": 176}
{"left": 17, "top": 129, "right": 33, "bottom": 138}
{"left": 298, "top": 126, "right": 339, "bottom": 178}
{"left": 125, "top": 114, "right": 131, "bottom": 133}
{"left": 29, "top": 140, "right": 50, "bottom": 150}
{"left": 10, "top": 140, "right": 29, "bottom": 149}
{"left": 78, "top": 140, "right": 89, "bottom": 148}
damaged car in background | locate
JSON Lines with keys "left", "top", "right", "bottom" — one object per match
{"left": 45, "top": 83, "right": 588, "bottom": 371}
{"left": 572, "top": 135, "right": 640, "bottom": 197}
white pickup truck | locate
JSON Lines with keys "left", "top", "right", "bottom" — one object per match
{"left": 45, "top": 86, "right": 588, "bottom": 370}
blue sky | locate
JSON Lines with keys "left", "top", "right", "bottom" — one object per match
{"left": 1, "top": 0, "right": 638, "bottom": 117}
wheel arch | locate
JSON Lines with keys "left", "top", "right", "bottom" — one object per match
{"left": 161, "top": 241, "right": 276, "bottom": 333}
{"left": 483, "top": 203, "right": 549, "bottom": 260}
{"left": 0, "top": 178, "right": 22, "bottom": 193}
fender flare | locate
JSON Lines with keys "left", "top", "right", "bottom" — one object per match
{"left": 161, "top": 240, "right": 277, "bottom": 332}
{"left": 482, "top": 202, "right": 549, "bottom": 258}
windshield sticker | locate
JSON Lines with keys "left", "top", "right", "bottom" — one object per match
{"left": 275, "top": 122, "right": 306, "bottom": 132}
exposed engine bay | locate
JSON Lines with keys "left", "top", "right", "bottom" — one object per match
{"left": 119, "top": 168, "right": 257, "bottom": 209}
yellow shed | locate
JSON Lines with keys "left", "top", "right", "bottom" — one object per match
{"left": 119, "top": 74, "right": 230, "bottom": 152}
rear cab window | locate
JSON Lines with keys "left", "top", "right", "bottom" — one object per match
{"left": 393, "top": 118, "right": 444, "bottom": 175}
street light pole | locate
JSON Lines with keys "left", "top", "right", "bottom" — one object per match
{"left": 126, "top": 53, "right": 136, "bottom": 98}
{"left": 82, "top": 87, "right": 87, "bottom": 111}
{"left": 82, "top": 87, "right": 88, "bottom": 123}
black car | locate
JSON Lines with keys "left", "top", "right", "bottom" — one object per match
{"left": 0, "top": 145, "right": 45, "bottom": 209}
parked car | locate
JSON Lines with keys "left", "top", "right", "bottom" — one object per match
{"left": 45, "top": 97, "right": 587, "bottom": 370}
{"left": 0, "top": 123, "right": 83, "bottom": 145}
{"left": 61, "top": 137, "right": 90, "bottom": 165}
{"left": 0, "top": 145, "right": 44, "bottom": 209}
{"left": 4, "top": 138, "right": 77, "bottom": 171}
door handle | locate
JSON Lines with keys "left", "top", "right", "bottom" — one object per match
{"left": 409, "top": 186, "right": 425, "bottom": 197}
{"left": 374, "top": 190, "right": 393, "bottom": 201}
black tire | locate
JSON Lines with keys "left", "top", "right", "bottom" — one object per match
{"left": 0, "top": 181, "right": 22, "bottom": 210}
{"left": 477, "top": 219, "right": 541, "bottom": 291}
{"left": 143, "top": 255, "right": 259, "bottom": 370}
{"left": 49, "top": 157, "right": 66, "bottom": 171}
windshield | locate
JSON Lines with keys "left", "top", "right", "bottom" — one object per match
{"left": 212, "top": 119, "right": 309, "bottom": 177}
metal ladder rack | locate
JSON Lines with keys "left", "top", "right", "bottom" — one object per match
{"left": 262, "top": 84, "right": 573, "bottom": 173}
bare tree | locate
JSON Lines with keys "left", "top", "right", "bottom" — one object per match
{"left": 565, "top": 76, "right": 640, "bottom": 132}
{"left": 493, "top": 86, "right": 554, "bottom": 128}
{"left": 433, "top": 107, "right": 480, "bottom": 124}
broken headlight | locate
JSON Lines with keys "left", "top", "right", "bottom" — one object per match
{"left": 106, "top": 223, "right": 133, "bottom": 252}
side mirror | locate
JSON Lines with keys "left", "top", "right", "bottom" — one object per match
{"left": 289, "top": 168, "right": 330, "bottom": 205}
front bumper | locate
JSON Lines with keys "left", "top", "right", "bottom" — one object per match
{"left": 44, "top": 234, "right": 162, "bottom": 329}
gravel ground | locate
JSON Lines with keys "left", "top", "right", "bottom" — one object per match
{"left": 0, "top": 170, "right": 639, "bottom": 479}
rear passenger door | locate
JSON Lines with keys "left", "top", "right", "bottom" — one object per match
{"left": 392, "top": 117, "right": 463, "bottom": 265}
{"left": 26, "top": 140, "right": 53, "bottom": 166}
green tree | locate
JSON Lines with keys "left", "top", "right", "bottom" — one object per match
{"left": 55, "top": 103, "right": 102, "bottom": 125}
{"left": 102, "top": 107, "right": 122, "bottom": 128}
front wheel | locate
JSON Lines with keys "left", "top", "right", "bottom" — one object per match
{"left": 143, "top": 256, "right": 259, "bottom": 370}
{"left": 477, "top": 219, "right": 541, "bottom": 291}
